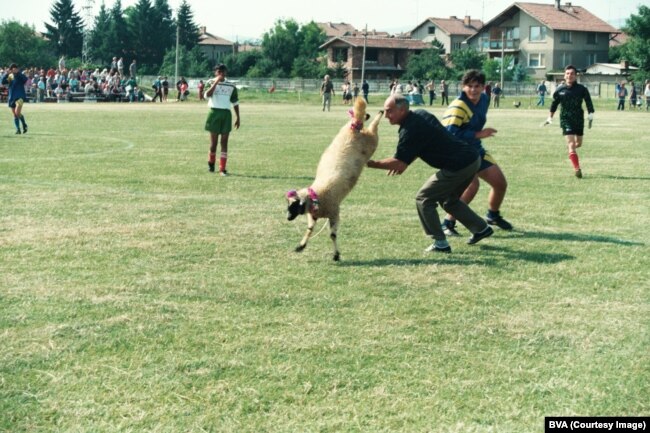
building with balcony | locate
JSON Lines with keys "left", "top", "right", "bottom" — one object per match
{"left": 319, "top": 36, "right": 431, "bottom": 82}
{"left": 410, "top": 16, "right": 483, "bottom": 54}
{"left": 464, "top": 1, "right": 618, "bottom": 79}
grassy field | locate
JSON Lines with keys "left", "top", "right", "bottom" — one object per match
{"left": 1, "top": 96, "right": 648, "bottom": 433}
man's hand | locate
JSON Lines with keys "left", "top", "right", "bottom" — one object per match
{"left": 588, "top": 113, "right": 594, "bottom": 129}
{"left": 542, "top": 117, "right": 552, "bottom": 127}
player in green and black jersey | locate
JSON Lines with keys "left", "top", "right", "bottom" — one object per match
{"left": 546, "top": 65, "right": 594, "bottom": 178}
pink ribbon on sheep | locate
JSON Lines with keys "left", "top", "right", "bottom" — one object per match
{"left": 348, "top": 109, "right": 363, "bottom": 131}
{"left": 286, "top": 188, "right": 319, "bottom": 216}
{"left": 307, "top": 187, "right": 319, "bottom": 214}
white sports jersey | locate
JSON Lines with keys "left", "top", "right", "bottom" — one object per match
{"left": 207, "top": 81, "right": 239, "bottom": 109}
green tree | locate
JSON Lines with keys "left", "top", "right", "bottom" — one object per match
{"left": 0, "top": 20, "right": 55, "bottom": 67}
{"left": 297, "top": 21, "right": 327, "bottom": 58}
{"left": 150, "top": 0, "right": 175, "bottom": 65}
{"left": 291, "top": 56, "right": 328, "bottom": 79}
{"left": 449, "top": 48, "right": 485, "bottom": 78}
{"left": 159, "top": 45, "right": 209, "bottom": 78}
{"left": 405, "top": 48, "right": 451, "bottom": 80}
{"left": 431, "top": 38, "right": 445, "bottom": 55}
{"left": 222, "top": 51, "right": 264, "bottom": 77}
{"left": 89, "top": 2, "right": 112, "bottom": 65}
{"left": 43, "top": 0, "right": 84, "bottom": 57}
{"left": 127, "top": 0, "right": 157, "bottom": 68}
{"left": 483, "top": 55, "right": 515, "bottom": 83}
{"left": 511, "top": 62, "right": 528, "bottom": 82}
{"left": 616, "top": 5, "right": 650, "bottom": 80}
{"left": 261, "top": 19, "right": 300, "bottom": 77}
{"left": 175, "top": 0, "right": 200, "bottom": 51}
{"left": 107, "top": 0, "right": 129, "bottom": 63}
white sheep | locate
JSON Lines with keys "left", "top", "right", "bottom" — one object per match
{"left": 286, "top": 97, "right": 383, "bottom": 261}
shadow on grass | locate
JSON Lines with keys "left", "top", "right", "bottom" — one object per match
{"left": 508, "top": 230, "right": 643, "bottom": 246}
{"left": 588, "top": 174, "right": 650, "bottom": 181}
{"left": 340, "top": 245, "right": 575, "bottom": 267}
{"left": 227, "top": 172, "right": 314, "bottom": 181}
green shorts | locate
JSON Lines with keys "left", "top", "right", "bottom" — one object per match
{"left": 9, "top": 98, "right": 25, "bottom": 109}
{"left": 205, "top": 108, "right": 232, "bottom": 134}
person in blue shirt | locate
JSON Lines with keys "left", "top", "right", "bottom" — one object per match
{"left": 1, "top": 63, "right": 29, "bottom": 134}
{"left": 536, "top": 80, "right": 547, "bottom": 106}
{"left": 440, "top": 70, "right": 512, "bottom": 235}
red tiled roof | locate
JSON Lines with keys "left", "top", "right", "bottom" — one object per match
{"left": 198, "top": 32, "right": 233, "bottom": 46}
{"left": 427, "top": 17, "right": 483, "bottom": 35}
{"left": 320, "top": 36, "right": 431, "bottom": 50}
{"left": 317, "top": 22, "right": 357, "bottom": 37}
{"left": 514, "top": 2, "right": 618, "bottom": 32}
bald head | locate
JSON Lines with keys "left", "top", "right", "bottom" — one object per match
{"left": 383, "top": 94, "right": 410, "bottom": 125}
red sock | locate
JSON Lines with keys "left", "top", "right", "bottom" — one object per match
{"left": 219, "top": 152, "right": 227, "bottom": 172}
{"left": 208, "top": 152, "right": 216, "bottom": 164}
{"left": 568, "top": 152, "right": 580, "bottom": 170}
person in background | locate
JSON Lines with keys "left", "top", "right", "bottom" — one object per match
{"left": 616, "top": 82, "right": 627, "bottom": 111}
{"left": 536, "top": 80, "right": 547, "bottom": 106}
{"left": 205, "top": 64, "right": 240, "bottom": 176}
{"left": 629, "top": 82, "right": 637, "bottom": 110}
{"left": 162, "top": 76, "right": 169, "bottom": 101}
{"left": 129, "top": 59, "right": 137, "bottom": 80}
{"left": 320, "top": 74, "right": 334, "bottom": 112}
{"left": 439, "top": 80, "right": 449, "bottom": 106}
{"left": 492, "top": 82, "right": 502, "bottom": 108}
{"left": 1, "top": 63, "right": 29, "bottom": 134}
{"left": 484, "top": 81, "right": 492, "bottom": 100}
{"left": 198, "top": 80, "right": 205, "bottom": 101}
{"left": 545, "top": 64, "right": 594, "bottom": 179}
{"left": 152, "top": 76, "right": 163, "bottom": 102}
{"left": 425, "top": 79, "right": 436, "bottom": 106}
{"left": 362, "top": 79, "right": 369, "bottom": 103}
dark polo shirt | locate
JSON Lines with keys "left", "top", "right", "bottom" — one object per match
{"left": 395, "top": 109, "right": 479, "bottom": 171}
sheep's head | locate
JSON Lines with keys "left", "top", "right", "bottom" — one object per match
{"left": 286, "top": 190, "right": 306, "bottom": 221}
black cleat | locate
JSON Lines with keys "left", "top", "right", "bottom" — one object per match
{"left": 467, "top": 226, "right": 494, "bottom": 245}
{"left": 15, "top": 129, "right": 21, "bottom": 135}
{"left": 208, "top": 162, "right": 215, "bottom": 172}
{"left": 487, "top": 214, "right": 513, "bottom": 230}
{"left": 441, "top": 220, "right": 460, "bottom": 236}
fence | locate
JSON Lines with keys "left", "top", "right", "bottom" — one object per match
{"left": 138, "top": 76, "right": 636, "bottom": 100}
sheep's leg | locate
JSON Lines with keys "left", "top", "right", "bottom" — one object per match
{"left": 329, "top": 214, "right": 340, "bottom": 261}
{"left": 366, "top": 110, "right": 384, "bottom": 134}
{"left": 295, "top": 214, "right": 316, "bottom": 252}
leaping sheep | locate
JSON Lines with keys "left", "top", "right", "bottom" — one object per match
{"left": 286, "top": 97, "right": 383, "bottom": 261}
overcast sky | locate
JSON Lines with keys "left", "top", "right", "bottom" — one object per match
{"left": 3, "top": 0, "right": 642, "bottom": 42}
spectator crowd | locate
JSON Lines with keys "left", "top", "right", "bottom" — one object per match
{"left": 0, "top": 56, "right": 147, "bottom": 103}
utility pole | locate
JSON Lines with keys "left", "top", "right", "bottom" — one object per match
{"left": 175, "top": 25, "right": 180, "bottom": 86}
{"left": 500, "top": 30, "right": 505, "bottom": 89}
{"left": 361, "top": 24, "right": 367, "bottom": 83}
{"left": 81, "top": 0, "right": 95, "bottom": 65}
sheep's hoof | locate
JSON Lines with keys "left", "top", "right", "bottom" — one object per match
{"left": 295, "top": 244, "right": 306, "bottom": 253}
{"left": 333, "top": 252, "right": 340, "bottom": 261}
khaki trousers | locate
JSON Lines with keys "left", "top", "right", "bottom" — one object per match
{"left": 415, "top": 157, "right": 488, "bottom": 240}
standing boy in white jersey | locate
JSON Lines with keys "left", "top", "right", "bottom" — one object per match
{"left": 205, "top": 64, "right": 240, "bottom": 176}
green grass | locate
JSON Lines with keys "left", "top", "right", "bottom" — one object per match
{"left": 1, "top": 97, "right": 648, "bottom": 433}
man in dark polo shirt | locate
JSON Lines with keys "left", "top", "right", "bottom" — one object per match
{"left": 367, "top": 94, "right": 493, "bottom": 253}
